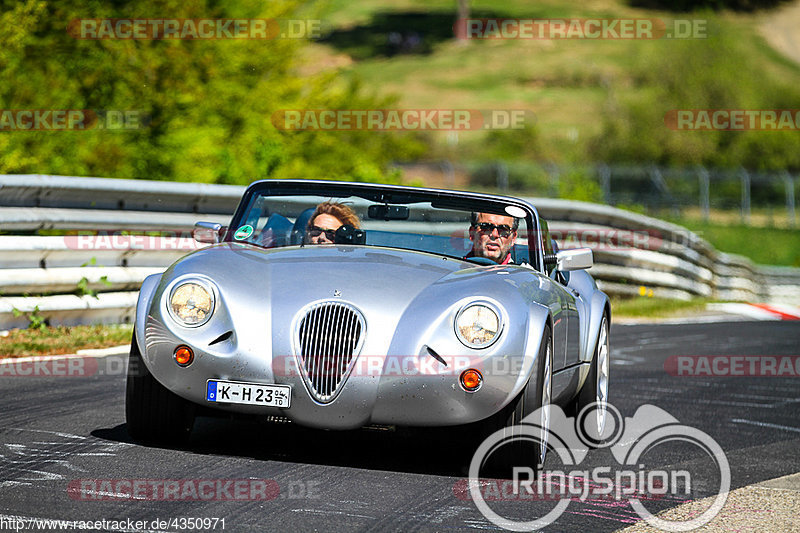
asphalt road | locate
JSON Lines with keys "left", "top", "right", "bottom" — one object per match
{"left": 1, "top": 321, "right": 799, "bottom": 532}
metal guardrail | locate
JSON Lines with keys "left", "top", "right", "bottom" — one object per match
{"left": 1, "top": 175, "right": 798, "bottom": 329}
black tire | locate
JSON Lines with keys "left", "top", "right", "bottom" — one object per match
{"left": 125, "top": 329, "right": 195, "bottom": 444}
{"left": 573, "top": 314, "right": 610, "bottom": 446}
{"left": 478, "top": 325, "right": 553, "bottom": 478}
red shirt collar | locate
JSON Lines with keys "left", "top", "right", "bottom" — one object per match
{"left": 465, "top": 250, "right": 513, "bottom": 264}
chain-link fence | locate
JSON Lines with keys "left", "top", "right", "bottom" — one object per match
{"left": 465, "top": 162, "right": 798, "bottom": 227}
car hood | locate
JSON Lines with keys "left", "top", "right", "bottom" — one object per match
{"left": 159, "top": 242, "right": 536, "bottom": 361}
{"left": 166, "top": 243, "right": 473, "bottom": 311}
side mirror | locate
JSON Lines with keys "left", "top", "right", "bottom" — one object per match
{"left": 555, "top": 248, "right": 593, "bottom": 271}
{"left": 193, "top": 222, "right": 225, "bottom": 244}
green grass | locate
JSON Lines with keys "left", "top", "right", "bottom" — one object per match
{"left": 0, "top": 324, "right": 133, "bottom": 358}
{"left": 610, "top": 296, "right": 712, "bottom": 319}
{"left": 313, "top": 1, "right": 800, "bottom": 168}
{"left": 676, "top": 220, "right": 800, "bottom": 267}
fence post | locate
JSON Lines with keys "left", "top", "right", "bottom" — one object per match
{"left": 546, "top": 162, "right": 560, "bottom": 197}
{"left": 784, "top": 170, "right": 796, "bottom": 228}
{"left": 440, "top": 160, "right": 455, "bottom": 189}
{"left": 599, "top": 164, "right": 611, "bottom": 205}
{"left": 739, "top": 167, "right": 751, "bottom": 225}
{"left": 698, "top": 166, "right": 710, "bottom": 222}
{"left": 496, "top": 161, "right": 509, "bottom": 192}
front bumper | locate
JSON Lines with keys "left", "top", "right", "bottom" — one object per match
{"left": 140, "top": 314, "right": 536, "bottom": 430}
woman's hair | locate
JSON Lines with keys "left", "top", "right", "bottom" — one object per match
{"left": 308, "top": 201, "right": 361, "bottom": 229}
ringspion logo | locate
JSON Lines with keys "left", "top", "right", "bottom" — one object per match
{"left": 468, "top": 404, "right": 729, "bottom": 531}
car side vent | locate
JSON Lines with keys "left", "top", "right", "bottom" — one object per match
{"left": 295, "top": 301, "right": 365, "bottom": 403}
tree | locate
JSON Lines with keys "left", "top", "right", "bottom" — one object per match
{"left": 0, "top": 0, "right": 425, "bottom": 183}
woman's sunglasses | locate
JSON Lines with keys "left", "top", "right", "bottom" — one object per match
{"left": 309, "top": 226, "right": 338, "bottom": 241}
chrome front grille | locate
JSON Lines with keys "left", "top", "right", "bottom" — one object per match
{"left": 296, "top": 301, "right": 365, "bottom": 403}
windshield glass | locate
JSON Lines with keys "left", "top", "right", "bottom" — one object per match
{"left": 226, "top": 183, "right": 537, "bottom": 267}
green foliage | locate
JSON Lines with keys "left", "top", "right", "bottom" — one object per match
{"left": 610, "top": 296, "right": 711, "bottom": 319}
{"left": 12, "top": 306, "right": 48, "bottom": 331}
{"left": 0, "top": 0, "right": 424, "bottom": 184}
{"left": 468, "top": 161, "right": 552, "bottom": 194}
{"left": 0, "top": 323, "right": 134, "bottom": 357}
{"left": 476, "top": 127, "right": 543, "bottom": 162}
{"left": 675, "top": 219, "right": 800, "bottom": 266}
{"left": 74, "top": 258, "right": 111, "bottom": 299}
{"left": 468, "top": 161, "right": 602, "bottom": 201}
{"left": 629, "top": 0, "right": 791, "bottom": 12}
{"left": 592, "top": 17, "right": 800, "bottom": 171}
{"left": 557, "top": 168, "right": 603, "bottom": 202}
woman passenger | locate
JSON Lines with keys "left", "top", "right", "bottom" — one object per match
{"left": 305, "top": 201, "right": 361, "bottom": 244}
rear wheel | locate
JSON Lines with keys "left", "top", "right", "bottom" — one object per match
{"left": 125, "top": 330, "right": 195, "bottom": 444}
{"left": 574, "top": 314, "right": 610, "bottom": 444}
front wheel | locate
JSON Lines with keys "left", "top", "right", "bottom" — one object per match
{"left": 478, "top": 325, "right": 553, "bottom": 477}
{"left": 125, "top": 330, "right": 195, "bottom": 444}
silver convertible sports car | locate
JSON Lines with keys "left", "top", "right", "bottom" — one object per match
{"left": 126, "top": 180, "right": 610, "bottom": 469}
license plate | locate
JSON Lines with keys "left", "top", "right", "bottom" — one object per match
{"left": 206, "top": 380, "right": 291, "bottom": 408}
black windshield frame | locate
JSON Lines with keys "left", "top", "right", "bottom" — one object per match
{"left": 226, "top": 180, "right": 544, "bottom": 271}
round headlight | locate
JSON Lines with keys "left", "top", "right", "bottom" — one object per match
{"left": 455, "top": 303, "right": 501, "bottom": 348}
{"left": 168, "top": 281, "right": 215, "bottom": 327}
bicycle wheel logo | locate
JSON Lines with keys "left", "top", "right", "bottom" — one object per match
{"left": 468, "top": 403, "right": 730, "bottom": 532}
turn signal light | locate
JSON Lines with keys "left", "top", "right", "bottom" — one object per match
{"left": 460, "top": 369, "right": 483, "bottom": 392}
{"left": 174, "top": 345, "right": 194, "bottom": 367}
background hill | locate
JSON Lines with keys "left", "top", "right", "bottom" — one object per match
{"left": 310, "top": 0, "right": 800, "bottom": 174}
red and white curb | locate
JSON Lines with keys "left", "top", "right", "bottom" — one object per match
{"left": 706, "top": 303, "right": 800, "bottom": 321}
{"left": 616, "top": 303, "right": 800, "bottom": 325}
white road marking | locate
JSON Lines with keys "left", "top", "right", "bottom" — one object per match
{"left": 730, "top": 419, "right": 800, "bottom": 433}
{"left": 0, "top": 346, "right": 129, "bottom": 365}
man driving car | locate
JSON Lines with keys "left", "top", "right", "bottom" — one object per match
{"left": 466, "top": 212, "right": 518, "bottom": 264}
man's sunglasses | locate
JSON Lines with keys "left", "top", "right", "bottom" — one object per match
{"left": 475, "top": 222, "right": 513, "bottom": 238}
{"left": 309, "top": 226, "right": 338, "bottom": 241}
